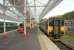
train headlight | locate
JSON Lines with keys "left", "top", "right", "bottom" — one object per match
{"left": 48, "top": 26, "right": 53, "bottom": 33}
{"left": 60, "top": 26, "right": 64, "bottom": 32}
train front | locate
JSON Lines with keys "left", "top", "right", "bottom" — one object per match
{"left": 48, "top": 18, "right": 64, "bottom": 41}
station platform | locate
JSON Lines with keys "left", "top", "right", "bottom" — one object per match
{"left": 0, "top": 26, "right": 60, "bottom": 50}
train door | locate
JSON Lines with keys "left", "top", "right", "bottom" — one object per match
{"left": 53, "top": 20, "right": 60, "bottom": 39}
{"left": 53, "top": 19, "right": 64, "bottom": 39}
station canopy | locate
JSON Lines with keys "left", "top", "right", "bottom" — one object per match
{"left": 27, "top": 0, "right": 63, "bottom": 21}
{"left": 0, "top": 0, "right": 24, "bottom": 22}
{"left": 0, "top": 0, "right": 63, "bottom": 22}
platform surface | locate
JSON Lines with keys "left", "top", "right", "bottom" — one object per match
{"left": 0, "top": 27, "right": 60, "bottom": 50}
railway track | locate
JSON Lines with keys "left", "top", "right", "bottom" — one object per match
{"left": 53, "top": 41, "right": 73, "bottom": 50}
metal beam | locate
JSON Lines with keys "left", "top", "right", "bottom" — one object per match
{"left": 7, "top": 5, "right": 47, "bottom": 7}
{"left": 34, "top": 0, "right": 36, "bottom": 17}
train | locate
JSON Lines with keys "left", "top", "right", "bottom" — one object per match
{"left": 39, "top": 17, "right": 64, "bottom": 41}
{"left": 0, "top": 21, "right": 18, "bottom": 33}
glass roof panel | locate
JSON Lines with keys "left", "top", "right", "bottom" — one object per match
{"left": 28, "top": 0, "right": 34, "bottom": 6}
{"left": 30, "top": 6, "right": 45, "bottom": 20}
{"left": 27, "top": 0, "right": 49, "bottom": 21}
{"left": 36, "top": 7, "right": 44, "bottom": 16}
{"left": 30, "top": 7, "right": 34, "bottom": 17}
{"left": 35, "top": 0, "right": 49, "bottom": 6}
{"left": 0, "top": 0, "right": 3, "bottom": 5}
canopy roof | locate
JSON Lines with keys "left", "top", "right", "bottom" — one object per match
{"left": 0, "top": 0, "right": 63, "bottom": 22}
{"left": 27, "top": 0, "right": 63, "bottom": 21}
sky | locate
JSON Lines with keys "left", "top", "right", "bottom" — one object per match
{"left": 43, "top": 0, "right": 74, "bottom": 19}
{"left": 0, "top": 0, "right": 3, "bottom": 4}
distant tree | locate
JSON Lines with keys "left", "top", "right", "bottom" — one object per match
{"left": 63, "top": 11, "right": 74, "bottom": 20}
